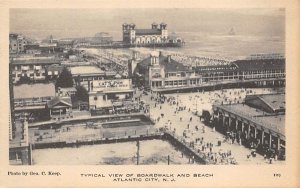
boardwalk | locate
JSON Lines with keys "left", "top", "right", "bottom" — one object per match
{"left": 141, "top": 88, "right": 285, "bottom": 165}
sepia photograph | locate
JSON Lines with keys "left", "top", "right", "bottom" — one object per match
{"left": 8, "top": 8, "right": 287, "bottom": 166}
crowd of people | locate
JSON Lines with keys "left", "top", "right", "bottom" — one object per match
{"left": 170, "top": 53, "right": 232, "bottom": 67}
{"left": 148, "top": 91, "right": 237, "bottom": 164}
{"left": 137, "top": 87, "right": 282, "bottom": 164}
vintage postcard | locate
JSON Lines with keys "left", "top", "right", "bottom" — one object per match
{"left": 0, "top": 0, "right": 299, "bottom": 187}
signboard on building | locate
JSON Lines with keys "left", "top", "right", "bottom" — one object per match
{"left": 91, "top": 79, "right": 131, "bottom": 92}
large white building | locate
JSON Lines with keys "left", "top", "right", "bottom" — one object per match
{"left": 122, "top": 22, "right": 168, "bottom": 45}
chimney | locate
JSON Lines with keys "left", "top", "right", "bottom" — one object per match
{"left": 159, "top": 51, "right": 163, "bottom": 56}
{"left": 167, "top": 55, "right": 171, "bottom": 63}
{"left": 132, "top": 50, "right": 138, "bottom": 60}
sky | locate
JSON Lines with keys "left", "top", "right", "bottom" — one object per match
{"left": 10, "top": 9, "right": 285, "bottom": 40}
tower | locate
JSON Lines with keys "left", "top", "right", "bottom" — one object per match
{"left": 150, "top": 51, "right": 160, "bottom": 66}
{"left": 160, "top": 23, "right": 168, "bottom": 42}
{"left": 122, "top": 23, "right": 129, "bottom": 42}
{"left": 152, "top": 22, "right": 158, "bottom": 29}
{"left": 129, "top": 23, "right": 136, "bottom": 44}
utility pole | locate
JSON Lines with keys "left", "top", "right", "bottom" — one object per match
{"left": 136, "top": 140, "right": 140, "bottom": 165}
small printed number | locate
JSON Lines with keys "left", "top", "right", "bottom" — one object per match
{"left": 274, "top": 174, "right": 281, "bottom": 177}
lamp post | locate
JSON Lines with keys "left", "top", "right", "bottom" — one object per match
{"left": 177, "top": 90, "right": 179, "bottom": 106}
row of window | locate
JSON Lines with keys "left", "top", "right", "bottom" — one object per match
{"left": 14, "top": 65, "right": 45, "bottom": 70}
{"left": 12, "top": 73, "right": 46, "bottom": 77}
{"left": 163, "top": 80, "right": 203, "bottom": 88}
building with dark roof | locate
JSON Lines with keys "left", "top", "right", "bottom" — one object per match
{"left": 46, "top": 97, "right": 73, "bottom": 121}
{"left": 9, "top": 33, "right": 31, "bottom": 54}
{"left": 212, "top": 93, "right": 285, "bottom": 160}
{"left": 123, "top": 22, "right": 172, "bottom": 45}
{"left": 244, "top": 94, "right": 285, "bottom": 114}
{"left": 45, "top": 64, "right": 65, "bottom": 80}
{"left": 10, "top": 57, "right": 61, "bottom": 83}
{"left": 12, "top": 83, "right": 56, "bottom": 122}
{"left": 134, "top": 51, "right": 199, "bottom": 89}
{"left": 133, "top": 53, "right": 285, "bottom": 92}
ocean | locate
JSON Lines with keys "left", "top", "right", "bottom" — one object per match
{"left": 153, "top": 32, "right": 285, "bottom": 60}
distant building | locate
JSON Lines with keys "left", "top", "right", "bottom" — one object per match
{"left": 69, "top": 32, "right": 113, "bottom": 48}
{"left": 9, "top": 33, "right": 30, "bottom": 54}
{"left": 24, "top": 44, "right": 42, "bottom": 55}
{"left": 94, "top": 32, "right": 113, "bottom": 42}
{"left": 10, "top": 56, "right": 60, "bottom": 83}
{"left": 58, "top": 40, "right": 74, "bottom": 49}
{"left": 123, "top": 22, "right": 168, "bottom": 44}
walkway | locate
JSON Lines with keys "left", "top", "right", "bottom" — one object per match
{"left": 138, "top": 88, "right": 285, "bottom": 165}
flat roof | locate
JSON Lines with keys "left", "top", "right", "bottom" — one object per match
{"left": 10, "top": 57, "right": 60, "bottom": 65}
{"left": 215, "top": 104, "right": 285, "bottom": 136}
{"left": 13, "top": 83, "right": 55, "bottom": 99}
{"left": 231, "top": 58, "right": 285, "bottom": 71}
{"left": 69, "top": 66, "right": 104, "bottom": 76}
{"left": 257, "top": 94, "right": 285, "bottom": 111}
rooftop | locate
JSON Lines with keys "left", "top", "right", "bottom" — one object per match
{"left": 214, "top": 103, "right": 285, "bottom": 136}
{"left": 69, "top": 66, "right": 104, "bottom": 76}
{"left": 13, "top": 83, "right": 56, "bottom": 99}
{"left": 135, "top": 29, "right": 161, "bottom": 35}
{"left": 138, "top": 53, "right": 189, "bottom": 73}
{"left": 245, "top": 93, "right": 285, "bottom": 112}
{"left": 10, "top": 57, "right": 60, "bottom": 65}
{"left": 46, "top": 64, "right": 64, "bottom": 71}
{"left": 231, "top": 58, "right": 285, "bottom": 71}
{"left": 193, "top": 65, "right": 237, "bottom": 73}
{"left": 47, "top": 97, "right": 72, "bottom": 108}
